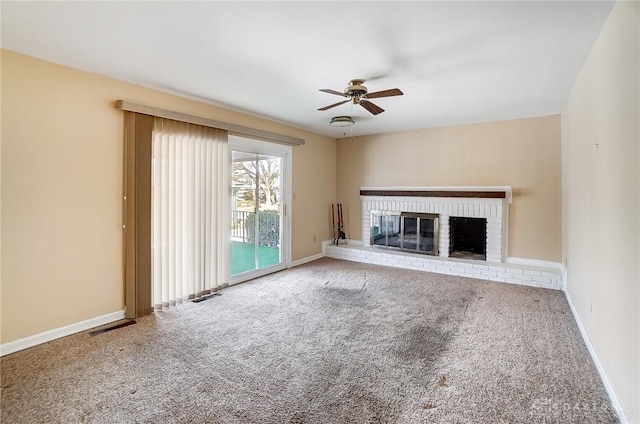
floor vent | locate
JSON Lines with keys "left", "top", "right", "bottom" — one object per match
{"left": 192, "top": 292, "right": 221, "bottom": 303}
{"left": 90, "top": 320, "right": 136, "bottom": 336}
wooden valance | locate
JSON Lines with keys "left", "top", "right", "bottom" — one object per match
{"left": 116, "top": 100, "right": 305, "bottom": 146}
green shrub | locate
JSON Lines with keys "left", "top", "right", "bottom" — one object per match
{"left": 246, "top": 211, "right": 280, "bottom": 247}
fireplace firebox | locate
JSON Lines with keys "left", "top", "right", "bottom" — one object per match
{"left": 449, "top": 217, "right": 487, "bottom": 260}
{"left": 371, "top": 211, "right": 439, "bottom": 255}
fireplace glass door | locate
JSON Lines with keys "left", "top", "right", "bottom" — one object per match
{"left": 401, "top": 212, "right": 438, "bottom": 255}
{"left": 371, "top": 211, "right": 439, "bottom": 255}
{"left": 371, "top": 211, "right": 401, "bottom": 248}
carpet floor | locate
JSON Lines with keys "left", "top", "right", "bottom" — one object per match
{"left": 1, "top": 258, "right": 618, "bottom": 423}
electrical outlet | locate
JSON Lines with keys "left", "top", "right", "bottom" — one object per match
{"left": 313, "top": 235, "right": 317, "bottom": 242}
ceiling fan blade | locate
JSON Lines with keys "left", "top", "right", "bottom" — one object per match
{"left": 318, "top": 99, "right": 350, "bottom": 111}
{"left": 360, "top": 100, "right": 385, "bottom": 115}
{"left": 365, "top": 88, "right": 404, "bottom": 99}
{"left": 319, "top": 88, "right": 347, "bottom": 97}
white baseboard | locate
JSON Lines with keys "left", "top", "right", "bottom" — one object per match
{"left": 0, "top": 309, "right": 126, "bottom": 357}
{"left": 564, "top": 290, "right": 630, "bottom": 423}
{"left": 288, "top": 251, "right": 325, "bottom": 268}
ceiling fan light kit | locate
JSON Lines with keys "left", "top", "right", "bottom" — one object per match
{"left": 318, "top": 79, "right": 404, "bottom": 116}
{"left": 329, "top": 116, "right": 355, "bottom": 127}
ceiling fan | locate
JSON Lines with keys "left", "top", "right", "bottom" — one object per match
{"left": 318, "top": 79, "right": 403, "bottom": 115}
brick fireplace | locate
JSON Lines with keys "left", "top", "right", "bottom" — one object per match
{"left": 360, "top": 187, "right": 510, "bottom": 263}
{"left": 323, "top": 186, "right": 562, "bottom": 291}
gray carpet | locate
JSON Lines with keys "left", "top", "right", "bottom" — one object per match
{"left": 1, "top": 258, "right": 618, "bottom": 423}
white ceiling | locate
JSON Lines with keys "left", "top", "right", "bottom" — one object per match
{"left": 1, "top": 1, "right": 614, "bottom": 138}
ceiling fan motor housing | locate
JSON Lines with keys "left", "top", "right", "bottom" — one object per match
{"left": 345, "top": 79, "right": 368, "bottom": 96}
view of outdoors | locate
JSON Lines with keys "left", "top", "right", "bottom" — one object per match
{"left": 231, "top": 152, "right": 282, "bottom": 275}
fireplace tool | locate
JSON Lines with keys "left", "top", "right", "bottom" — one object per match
{"left": 332, "top": 203, "right": 347, "bottom": 245}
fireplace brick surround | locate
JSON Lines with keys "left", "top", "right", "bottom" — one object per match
{"left": 325, "top": 187, "right": 563, "bottom": 290}
{"left": 361, "top": 189, "right": 507, "bottom": 262}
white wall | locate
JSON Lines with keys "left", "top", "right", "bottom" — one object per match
{"left": 561, "top": 1, "right": 639, "bottom": 422}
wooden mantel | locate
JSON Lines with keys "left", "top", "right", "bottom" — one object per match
{"left": 360, "top": 186, "right": 512, "bottom": 203}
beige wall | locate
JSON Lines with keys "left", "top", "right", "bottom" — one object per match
{"left": 1, "top": 50, "right": 336, "bottom": 344}
{"left": 561, "top": 1, "right": 639, "bottom": 422}
{"left": 336, "top": 115, "right": 562, "bottom": 262}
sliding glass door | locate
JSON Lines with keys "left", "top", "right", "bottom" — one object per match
{"left": 229, "top": 136, "right": 290, "bottom": 283}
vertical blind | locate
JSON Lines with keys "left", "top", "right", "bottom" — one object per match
{"left": 152, "top": 117, "right": 230, "bottom": 310}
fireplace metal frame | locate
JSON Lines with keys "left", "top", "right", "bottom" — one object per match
{"left": 370, "top": 210, "right": 439, "bottom": 256}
